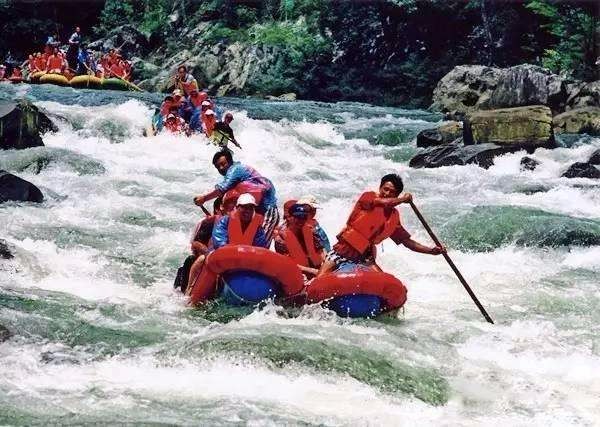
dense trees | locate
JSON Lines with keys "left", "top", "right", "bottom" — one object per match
{"left": 1, "top": 0, "right": 597, "bottom": 106}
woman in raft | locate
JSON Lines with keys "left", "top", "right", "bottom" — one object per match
{"left": 317, "top": 173, "right": 445, "bottom": 276}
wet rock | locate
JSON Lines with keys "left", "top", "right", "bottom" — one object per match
{"left": 553, "top": 107, "right": 600, "bottom": 136}
{"left": 409, "top": 141, "right": 523, "bottom": 169}
{"left": 486, "top": 64, "right": 569, "bottom": 112}
{"left": 432, "top": 64, "right": 572, "bottom": 119}
{"left": 0, "top": 239, "right": 13, "bottom": 259}
{"left": 431, "top": 65, "right": 502, "bottom": 119}
{"left": 0, "top": 170, "right": 44, "bottom": 203}
{"left": 464, "top": 105, "right": 554, "bottom": 148}
{"left": 0, "top": 324, "right": 11, "bottom": 342}
{"left": 520, "top": 156, "right": 540, "bottom": 171}
{"left": 589, "top": 149, "right": 600, "bottom": 165}
{"left": 0, "top": 100, "right": 57, "bottom": 150}
{"left": 561, "top": 162, "right": 600, "bottom": 179}
{"left": 88, "top": 24, "right": 151, "bottom": 59}
{"left": 416, "top": 121, "right": 463, "bottom": 148}
{"left": 568, "top": 80, "right": 600, "bottom": 110}
{"left": 265, "top": 93, "right": 297, "bottom": 101}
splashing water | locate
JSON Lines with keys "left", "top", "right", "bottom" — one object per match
{"left": 1, "top": 84, "right": 599, "bottom": 425}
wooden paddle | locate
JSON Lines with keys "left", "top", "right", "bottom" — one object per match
{"left": 409, "top": 200, "right": 494, "bottom": 324}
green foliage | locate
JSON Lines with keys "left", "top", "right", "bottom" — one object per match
{"left": 98, "top": 0, "right": 136, "bottom": 32}
{"left": 139, "top": 0, "right": 170, "bottom": 37}
{"left": 248, "top": 18, "right": 329, "bottom": 58}
{"left": 525, "top": 0, "right": 596, "bottom": 76}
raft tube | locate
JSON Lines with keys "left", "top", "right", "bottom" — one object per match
{"left": 306, "top": 267, "right": 407, "bottom": 318}
{"left": 39, "top": 73, "right": 70, "bottom": 86}
{"left": 28, "top": 71, "right": 46, "bottom": 83}
{"left": 189, "top": 245, "right": 305, "bottom": 306}
{"left": 101, "top": 77, "right": 130, "bottom": 91}
{"left": 70, "top": 75, "right": 102, "bottom": 89}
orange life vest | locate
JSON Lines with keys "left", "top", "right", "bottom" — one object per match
{"left": 164, "top": 117, "right": 185, "bottom": 134}
{"left": 283, "top": 224, "right": 322, "bottom": 268}
{"left": 339, "top": 191, "right": 399, "bottom": 254}
{"left": 47, "top": 55, "right": 63, "bottom": 72}
{"left": 227, "top": 210, "right": 264, "bottom": 246}
{"left": 110, "top": 63, "right": 126, "bottom": 78}
{"left": 10, "top": 69, "right": 23, "bottom": 79}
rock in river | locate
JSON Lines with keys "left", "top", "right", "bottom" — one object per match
{"left": 0, "top": 170, "right": 44, "bottom": 203}
{"left": 0, "top": 100, "right": 57, "bottom": 150}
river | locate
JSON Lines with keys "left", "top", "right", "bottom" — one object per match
{"left": 1, "top": 83, "right": 599, "bottom": 425}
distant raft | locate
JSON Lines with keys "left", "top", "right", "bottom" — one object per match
{"left": 39, "top": 73, "right": 69, "bottom": 86}
{"left": 305, "top": 265, "right": 408, "bottom": 318}
{"left": 188, "top": 245, "right": 305, "bottom": 306}
{"left": 70, "top": 75, "right": 102, "bottom": 89}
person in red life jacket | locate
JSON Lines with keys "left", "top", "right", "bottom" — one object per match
{"left": 109, "top": 59, "right": 127, "bottom": 79}
{"left": 211, "top": 193, "right": 269, "bottom": 250}
{"left": 46, "top": 47, "right": 65, "bottom": 74}
{"left": 175, "top": 65, "right": 199, "bottom": 96}
{"left": 202, "top": 109, "right": 217, "bottom": 138}
{"left": 171, "top": 89, "right": 184, "bottom": 110}
{"left": 186, "top": 89, "right": 207, "bottom": 108}
{"left": 8, "top": 66, "right": 23, "bottom": 82}
{"left": 160, "top": 95, "right": 176, "bottom": 118}
{"left": 296, "top": 195, "right": 331, "bottom": 252}
{"left": 0, "top": 65, "right": 6, "bottom": 80}
{"left": 174, "top": 198, "right": 224, "bottom": 294}
{"left": 274, "top": 204, "right": 327, "bottom": 278}
{"left": 31, "top": 53, "right": 44, "bottom": 73}
{"left": 163, "top": 113, "right": 188, "bottom": 135}
{"left": 316, "top": 174, "right": 445, "bottom": 277}
{"left": 194, "top": 150, "right": 280, "bottom": 244}
{"left": 25, "top": 55, "right": 35, "bottom": 74}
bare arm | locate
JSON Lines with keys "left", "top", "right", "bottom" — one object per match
{"left": 371, "top": 193, "right": 413, "bottom": 209}
{"left": 194, "top": 188, "right": 222, "bottom": 206}
{"left": 401, "top": 237, "right": 445, "bottom": 255}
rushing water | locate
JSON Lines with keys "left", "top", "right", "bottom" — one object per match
{"left": 1, "top": 82, "right": 599, "bottom": 426}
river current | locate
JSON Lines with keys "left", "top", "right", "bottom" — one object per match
{"left": 0, "top": 83, "right": 599, "bottom": 426}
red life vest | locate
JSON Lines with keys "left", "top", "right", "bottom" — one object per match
{"left": 339, "top": 191, "right": 399, "bottom": 254}
{"left": 227, "top": 210, "right": 264, "bottom": 246}
{"left": 47, "top": 55, "right": 63, "bottom": 72}
{"left": 110, "top": 63, "right": 126, "bottom": 78}
{"left": 164, "top": 117, "right": 184, "bottom": 133}
{"left": 160, "top": 100, "right": 174, "bottom": 117}
{"left": 283, "top": 224, "right": 322, "bottom": 268}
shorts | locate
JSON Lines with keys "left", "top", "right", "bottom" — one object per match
{"left": 261, "top": 205, "right": 280, "bottom": 246}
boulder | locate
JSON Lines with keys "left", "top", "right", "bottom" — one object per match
{"left": 568, "top": 81, "right": 600, "bottom": 110}
{"left": 486, "top": 64, "right": 569, "bottom": 112}
{"left": 520, "top": 156, "right": 540, "bottom": 171}
{"left": 431, "top": 65, "right": 502, "bottom": 119}
{"left": 0, "top": 100, "right": 57, "bottom": 150}
{"left": 553, "top": 107, "right": 600, "bottom": 136}
{"left": 88, "top": 24, "right": 151, "bottom": 59}
{"left": 431, "top": 64, "right": 571, "bottom": 119}
{"left": 589, "top": 149, "right": 600, "bottom": 165}
{"left": 0, "top": 170, "right": 44, "bottom": 203}
{"left": 0, "top": 324, "right": 11, "bottom": 342}
{"left": 416, "top": 121, "right": 463, "bottom": 148}
{"left": 464, "top": 105, "right": 554, "bottom": 148}
{"left": 409, "top": 141, "right": 524, "bottom": 169}
{"left": 561, "top": 162, "right": 600, "bottom": 179}
{"left": 0, "top": 239, "right": 13, "bottom": 259}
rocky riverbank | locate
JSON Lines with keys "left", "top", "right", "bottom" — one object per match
{"left": 410, "top": 64, "right": 600, "bottom": 176}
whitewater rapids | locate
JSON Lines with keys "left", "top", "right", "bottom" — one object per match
{"left": 1, "top": 83, "right": 599, "bottom": 426}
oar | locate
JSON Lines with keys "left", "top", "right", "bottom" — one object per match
{"left": 409, "top": 200, "right": 494, "bottom": 324}
{"left": 199, "top": 204, "right": 210, "bottom": 216}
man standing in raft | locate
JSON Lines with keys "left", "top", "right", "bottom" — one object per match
{"left": 317, "top": 174, "right": 445, "bottom": 276}
{"left": 194, "top": 151, "right": 280, "bottom": 244}
{"left": 211, "top": 194, "right": 269, "bottom": 249}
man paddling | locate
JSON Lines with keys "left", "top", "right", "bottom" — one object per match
{"left": 316, "top": 174, "right": 445, "bottom": 276}
{"left": 194, "top": 151, "right": 279, "bottom": 244}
